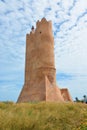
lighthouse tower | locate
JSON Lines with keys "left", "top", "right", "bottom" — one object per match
{"left": 17, "top": 18, "right": 72, "bottom": 102}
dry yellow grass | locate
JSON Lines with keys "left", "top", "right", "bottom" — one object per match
{"left": 0, "top": 102, "right": 87, "bottom": 130}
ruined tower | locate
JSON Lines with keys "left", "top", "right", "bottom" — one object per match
{"left": 17, "top": 18, "right": 72, "bottom": 102}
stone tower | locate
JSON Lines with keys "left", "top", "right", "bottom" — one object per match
{"left": 17, "top": 18, "right": 72, "bottom": 102}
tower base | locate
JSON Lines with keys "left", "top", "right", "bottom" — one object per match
{"left": 17, "top": 76, "right": 66, "bottom": 103}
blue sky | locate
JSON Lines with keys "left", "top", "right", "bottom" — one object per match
{"left": 0, "top": 0, "right": 87, "bottom": 102}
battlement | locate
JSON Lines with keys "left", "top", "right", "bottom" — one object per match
{"left": 36, "top": 17, "right": 52, "bottom": 28}
{"left": 27, "top": 18, "right": 52, "bottom": 39}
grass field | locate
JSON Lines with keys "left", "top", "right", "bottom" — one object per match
{"left": 0, "top": 102, "right": 87, "bottom": 130}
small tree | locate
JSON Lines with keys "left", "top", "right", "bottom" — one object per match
{"left": 75, "top": 97, "right": 79, "bottom": 102}
{"left": 83, "top": 95, "right": 87, "bottom": 104}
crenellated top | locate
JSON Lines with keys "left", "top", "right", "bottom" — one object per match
{"left": 27, "top": 18, "right": 52, "bottom": 39}
{"left": 36, "top": 17, "right": 52, "bottom": 27}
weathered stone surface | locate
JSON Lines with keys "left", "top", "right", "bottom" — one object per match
{"left": 17, "top": 18, "right": 72, "bottom": 102}
{"left": 45, "top": 76, "right": 64, "bottom": 102}
{"left": 60, "top": 88, "right": 73, "bottom": 102}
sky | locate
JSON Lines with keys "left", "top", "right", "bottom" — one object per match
{"left": 0, "top": 0, "right": 87, "bottom": 102}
